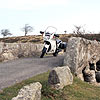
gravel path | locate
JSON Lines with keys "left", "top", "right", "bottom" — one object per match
{"left": 0, "top": 55, "right": 64, "bottom": 90}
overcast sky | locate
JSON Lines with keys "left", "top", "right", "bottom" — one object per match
{"left": 0, "top": 0, "right": 100, "bottom": 36}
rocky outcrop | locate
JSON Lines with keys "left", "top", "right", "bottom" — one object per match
{"left": 64, "top": 37, "right": 100, "bottom": 83}
{"left": 12, "top": 82, "right": 42, "bottom": 100}
{"left": 83, "top": 66, "right": 96, "bottom": 83}
{"left": 48, "top": 66, "right": 73, "bottom": 90}
{"left": 0, "top": 42, "right": 43, "bottom": 62}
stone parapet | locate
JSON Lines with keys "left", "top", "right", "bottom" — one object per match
{"left": 0, "top": 43, "right": 43, "bottom": 62}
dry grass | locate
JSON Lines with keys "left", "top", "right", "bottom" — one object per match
{"left": 0, "top": 34, "right": 100, "bottom": 43}
{"left": 0, "top": 35, "right": 43, "bottom": 43}
{"left": 0, "top": 34, "right": 72, "bottom": 43}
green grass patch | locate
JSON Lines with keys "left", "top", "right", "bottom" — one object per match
{"left": 0, "top": 71, "right": 100, "bottom": 100}
{"left": 0, "top": 71, "right": 50, "bottom": 100}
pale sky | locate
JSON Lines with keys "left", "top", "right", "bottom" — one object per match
{"left": 0, "top": 0, "right": 100, "bottom": 37}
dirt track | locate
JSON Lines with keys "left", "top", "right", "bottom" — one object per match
{"left": 0, "top": 55, "right": 64, "bottom": 90}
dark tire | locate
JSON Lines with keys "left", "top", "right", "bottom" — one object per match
{"left": 64, "top": 47, "right": 66, "bottom": 52}
{"left": 53, "top": 51, "right": 58, "bottom": 57}
{"left": 40, "top": 47, "right": 47, "bottom": 58}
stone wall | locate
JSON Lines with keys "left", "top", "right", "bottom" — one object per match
{"left": 64, "top": 37, "right": 100, "bottom": 83}
{"left": 0, "top": 42, "right": 43, "bottom": 61}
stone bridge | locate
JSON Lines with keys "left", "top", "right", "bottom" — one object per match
{"left": 0, "top": 42, "right": 43, "bottom": 61}
{"left": 64, "top": 37, "right": 100, "bottom": 83}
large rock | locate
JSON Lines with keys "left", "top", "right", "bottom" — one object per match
{"left": 64, "top": 37, "right": 100, "bottom": 76}
{"left": 2, "top": 49, "right": 18, "bottom": 61}
{"left": 12, "top": 82, "right": 42, "bottom": 100}
{"left": 48, "top": 66, "right": 73, "bottom": 90}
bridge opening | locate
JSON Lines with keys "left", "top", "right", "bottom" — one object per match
{"left": 82, "top": 60, "right": 100, "bottom": 83}
{"left": 96, "top": 60, "right": 100, "bottom": 71}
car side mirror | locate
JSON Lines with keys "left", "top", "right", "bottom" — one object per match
{"left": 40, "top": 31, "right": 44, "bottom": 34}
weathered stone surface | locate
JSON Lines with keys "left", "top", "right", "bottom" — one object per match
{"left": 77, "top": 74, "right": 84, "bottom": 81}
{"left": 0, "top": 43, "right": 43, "bottom": 62}
{"left": 0, "top": 42, "right": 5, "bottom": 54}
{"left": 83, "top": 66, "right": 96, "bottom": 83}
{"left": 48, "top": 66, "right": 73, "bottom": 89}
{"left": 64, "top": 37, "right": 100, "bottom": 75}
{"left": 0, "top": 55, "right": 5, "bottom": 62}
{"left": 63, "top": 37, "right": 100, "bottom": 84}
{"left": 2, "top": 49, "right": 18, "bottom": 61}
{"left": 12, "top": 82, "right": 42, "bottom": 100}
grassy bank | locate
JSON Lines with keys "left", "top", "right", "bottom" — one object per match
{"left": 0, "top": 34, "right": 100, "bottom": 43}
{"left": 0, "top": 71, "right": 100, "bottom": 100}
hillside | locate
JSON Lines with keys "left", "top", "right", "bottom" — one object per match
{"left": 0, "top": 34, "right": 72, "bottom": 43}
{"left": 0, "top": 34, "right": 100, "bottom": 43}
{"left": 0, "top": 35, "right": 43, "bottom": 43}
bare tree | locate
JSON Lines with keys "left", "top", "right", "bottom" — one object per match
{"left": 1, "top": 29, "right": 12, "bottom": 37}
{"left": 64, "top": 30, "right": 67, "bottom": 34}
{"left": 22, "top": 24, "right": 33, "bottom": 36}
{"left": 73, "top": 25, "right": 85, "bottom": 35}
